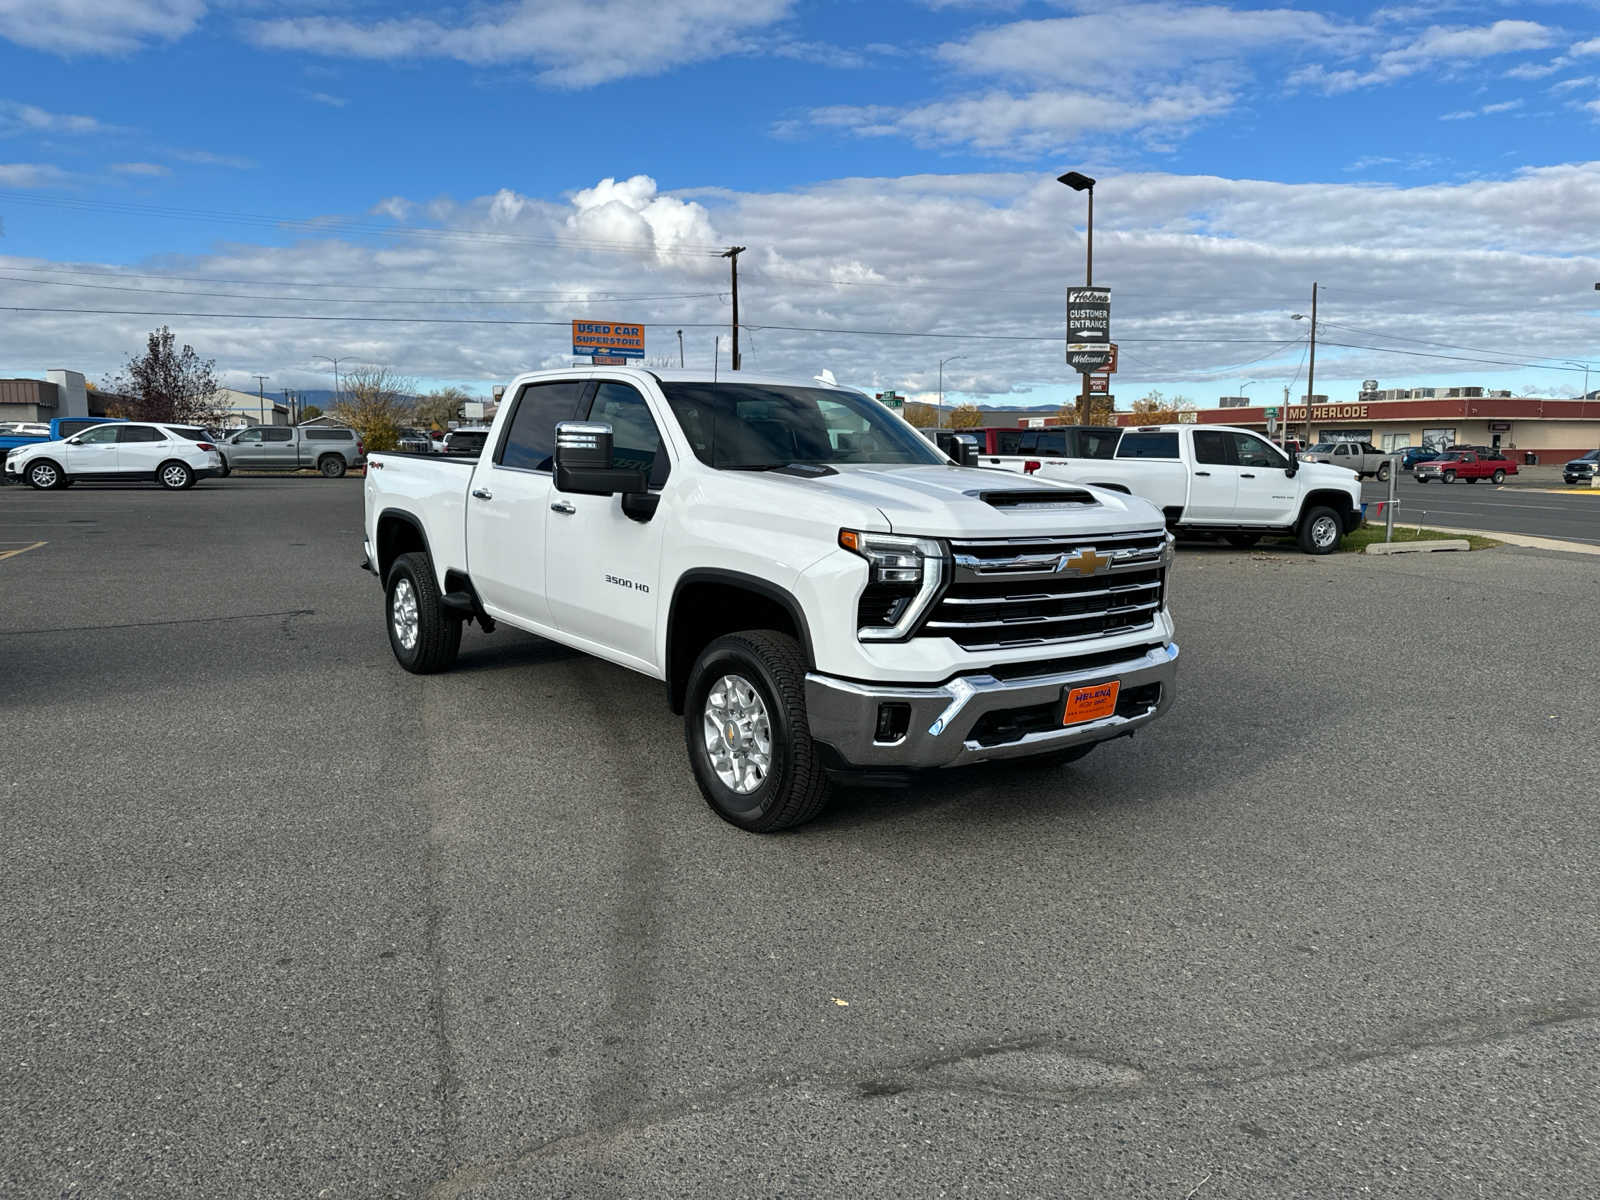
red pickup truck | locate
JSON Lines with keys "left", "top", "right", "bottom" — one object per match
{"left": 1413, "top": 448, "right": 1518, "bottom": 484}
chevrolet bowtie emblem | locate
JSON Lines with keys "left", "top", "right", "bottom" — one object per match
{"left": 1058, "top": 548, "right": 1110, "bottom": 576}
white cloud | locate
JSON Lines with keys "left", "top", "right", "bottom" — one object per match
{"left": 0, "top": 162, "right": 69, "bottom": 186}
{"left": 1505, "top": 61, "right": 1560, "bottom": 80}
{"left": 371, "top": 197, "right": 413, "bottom": 221}
{"left": 5, "top": 165, "right": 1597, "bottom": 403}
{"left": 1572, "top": 37, "right": 1600, "bottom": 58}
{"left": 0, "top": 0, "right": 207, "bottom": 54}
{"left": 1551, "top": 76, "right": 1596, "bottom": 92}
{"left": 1439, "top": 109, "right": 1476, "bottom": 120}
{"left": 0, "top": 100, "right": 116, "bottom": 135}
{"left": 1479, "top": 99, "right": 1523, "bottom": 114}
{"left": 247, "top": 0, "right": 795, "bottom": 87}
{"left": 304, "top": 91, "right": 347, "bottom": 108}
{"left": 170, "top": 148, "right": 257, "bottom": 169}
{"left": 110, "top": 161, "right": 168, "bottom": 175}
{"left": 1293, "top": 19, "right": 1557, "bottom": 92}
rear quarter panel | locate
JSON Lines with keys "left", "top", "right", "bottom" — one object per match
{"left": 365, "top": 454, "right": 474, "bottom": 586}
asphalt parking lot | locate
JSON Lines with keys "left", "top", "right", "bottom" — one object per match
{"left": 1358, "top": 474, "right": 1600, "bottom": 547}
{"left": 3, "top": 479, "right": 1599, "bottom": 1198}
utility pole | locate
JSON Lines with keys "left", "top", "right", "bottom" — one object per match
{"left": 676, "top": 329, "right": 684, "bottom": 368}
{"left": 254, "top": 374, "right": 270, "bottom": 425}
{"left": 721, "top": 246, "right": 745, "bottom": 370}
{"left": 1304, "top": 282, "right": 1317, "bottom": 449}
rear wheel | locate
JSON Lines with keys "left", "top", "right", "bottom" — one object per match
{"left": 685, "top": 631, "right": 830, "bottom": 832}
{"left": 26, "top": 459, "right": 65, "bottom": 490}
{"left": 386, "top": 551, "right": 462, "bottom": 674}
{"left": 1376, "top": 462, "right": 1391, "bottom": 482}
{"left": 1492, "top": 469, "right": 1505, "bottom": 484}
{"left": 158, "top": 460, "right": 195, "bottom": 490}
{"left": 319, "top": 455, "right": 347, "bottom": 478}
{"left": 1297, "top": 505, "right": 1343, "bottom": 555}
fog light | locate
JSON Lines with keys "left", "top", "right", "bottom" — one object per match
{"left": 875, "top": 703, "right": 911, "bottom": 743}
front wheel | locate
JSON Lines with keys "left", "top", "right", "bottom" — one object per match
{"left": 1415, "top": 473, "right": 1428, "bottom": 484}
{"left": 319, "top": 455, "right": 348, "bottom": 478}
{"left": 26, "top": 459, "right": 65, "bottom": 490}
{"left": 1298, "top": 505, "right": 1343, "bottom": 555}
{"left": 1492, "top": 469, "right": 1505, "bottom": 484}
{"left": 1376, "top": 462, "right": 1391, "bottom": 482}
{"left": 386, "top": 552, "right": 462, "bottom": 674}
{"left": 684, "top": 631, "right": 831, "bottom": 832}
{"left": 216, "top": 456, "right": 231, "bottom": 478}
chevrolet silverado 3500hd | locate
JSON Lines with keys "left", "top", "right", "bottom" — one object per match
{"left": 363, "top": 368, "right": 1179, "bottom": 831}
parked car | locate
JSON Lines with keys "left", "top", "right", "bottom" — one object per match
{"left": 1563, "top": 450, "right": 1599, "bottom": 485}
{"left": 217, "top": 425, "right": 365, "bottom": 477}
{"left": 1299, "top": 440, "right": 1393, "bottom": 480}
{"left": 397, "top": 427, "right": 434, "bottom": 454}
{"left": 363, "top": 367, "right": 1179, "bottom": 832}
{"left": 1414, "top": 448, "right": 1518, "bottom": 484}
{"left": 1035, "top": 424, "right": 1363, "bottom": 554}
{"left": 442, "top": 426, "right": 491, "bottom": 456}
{"left": 917, "top": 427, "right": 981, "bottom": 461}
{"left": 974, "top": 424, "right": 1123, "bottom": 474}
{"left": 3, "top": 416, "right": 132, "bottom": 484}
{"left": 4, "top": 421, "right": 222, "bottom": 490}
{"left": 1401, "top": 446, "right": 1444, "bottom": 469}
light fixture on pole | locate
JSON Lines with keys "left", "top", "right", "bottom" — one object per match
{"left": 1564, "top": 360, "right": 1591, "bottom": 400}
{"left": 1058, "top": 170, "right": 1096, "bottom": 424}
{"left": 938, "top": 353, "right": 967, "bottom": 428}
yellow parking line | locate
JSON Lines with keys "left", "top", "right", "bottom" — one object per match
{"left": 0, "top": 540, "right": 46, "bottom": 561}
{"left": 1514, "top": 487, "right": 1600, "bottom": 497}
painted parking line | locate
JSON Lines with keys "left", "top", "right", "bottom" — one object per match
{"left": 0, "top": 540, "right": 46, "bottom": 561}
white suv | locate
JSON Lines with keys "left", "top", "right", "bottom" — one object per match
{"left": 5, "top": 421, "right": 225, "bottom": 490}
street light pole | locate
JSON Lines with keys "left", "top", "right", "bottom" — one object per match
{"left": 676, "top": 329, "right": 684, "bottom": 368}
{"left": 1564, "top": 360, "right": 1590, "bottom": 400}
{"left": 1291, "top": 283, "right": 1319, "bottom": 447}
{"left": 1240, "top": 379, "right": 1255, "bottom": 402}
{"left": 938, "top": 353, "right": 966, "bottom": 428}
{"left": 1058, "top": 170, "right": 1096, "bottom": 424}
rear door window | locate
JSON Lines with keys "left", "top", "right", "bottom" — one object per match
{"left": 116, "top": 425, "right": 166, "bottom": 442}
{"left": 497, "top": 380, "right": 590, "bottom": 471}
{"left": 994, "top": 431, "right": 1023, "bottom": 455}
{"left": 262, "top": 428, "right": 293, "bottom": 442}
{"left": 1117, "top": 432, "right": 1180, "bottom": 459}
{"left": 1192, "top": 430, "right": 1230, "bottom": 465}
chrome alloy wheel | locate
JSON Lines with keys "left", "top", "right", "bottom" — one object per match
{"left": 391, "top": 577, "right": 420, "bottom": 651}
{"left": 1311, "top": 514, "right": 1339, "bottom": 550}
{"left": 161, "top": 464, "right": 189, "bottom": 488}
{"left": 29, "top": 462, "right": 58, "bottom": 488}
{"left": 702, "top": 674, "right": 772, "bottom": 795}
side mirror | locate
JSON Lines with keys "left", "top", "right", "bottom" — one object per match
{"left": 1285, "top": 445, "right": 1298, "bottom": 477}
{"left": 953, "top": 440, "right": 978, "bottom": 467}
{"left": 67, "top": 436, "right": 84, "bottom": 445}
{"left": 554, "top": 421, "right": 646, "bottom": 497}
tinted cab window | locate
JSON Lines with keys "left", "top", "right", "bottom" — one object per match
{"left": 586, "top": 381, "right": 670, "bottom": 487}
{"left": 497, "top": 380, "right": 589, "bottom": 471}
{"left": 1117, "top": 432, "right": 1180, "bottom": 459}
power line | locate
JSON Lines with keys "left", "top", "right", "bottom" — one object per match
{"left": 1317, "top": 339, "right": 1586, "bottom": 372}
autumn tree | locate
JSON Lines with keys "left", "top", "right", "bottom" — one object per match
{"left": 948, "top": 403, "right": 983, "bottom": 429}
{"left": 299, "top": 404, "right": 324, "bottom": 422}
{"left": 330, "top": 366, "right": 414, "bottom": 452}
{"left": 1130, "top": 390, "right": 1178, "bottom": 423}
{"left": 1060, "top": 395, "right": 1115, "bottom": 424}
{"left": 413, "top": 386, "right": 470, "bottom": 432}
{"left": 902, "top": 401, "right": 936, "bottom": 427}
{"left": 103, "top": 326, "right": 226, "bottom": 426}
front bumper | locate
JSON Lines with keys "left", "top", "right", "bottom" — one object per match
{"left": 805, "top": 641, "right": 1179, "bottom": 770}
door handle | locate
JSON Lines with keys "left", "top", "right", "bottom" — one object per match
{"left": 550, "top": 500, "right": 576, "bottom": 515}
{"left": 1194, "top": 470, "right": 1211, "bottom": 476}
{"left": 1240, "top": 473, "right": 1256, "bottom": 478}
{"left": 471, "top": 487, "right": 492, "bottom": 500}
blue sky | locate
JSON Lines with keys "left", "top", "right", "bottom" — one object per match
{"left": 1, "top": 1, "right": 1597, "bottom": 408}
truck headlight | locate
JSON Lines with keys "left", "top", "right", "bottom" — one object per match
{"left": 839, "top": 530, "right": 946, "bottom": 641}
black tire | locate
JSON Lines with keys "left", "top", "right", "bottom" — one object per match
{"left": 385, "top": 551, "right": 462, "bottom": 674}
{"left": 217, "top": 456, "right": 231, "bottom": 478}
{"left": 1415, "top": 473, "right": 1428, "bottom": 484}
{"left": 684, "top": 630, "right": 831, "bottom": 832}
{"left": 157, "top": 460, "right": 195, "bottom": 490}
{"left": 1491, "top": 469, "right": 1505, "bottom": 484}
{"left": 1443, "top": 470, "right": 1456, "bottom": 484}
{"left": 319, "top": 455, "right": 348, "bottom": 478}
{"left": 1297, "top": 504, "right": 1343, "bottom": 555}
{"left": 1225, "top": 533, "right": 1261, "bottom": 548}
{"left": 26, "top": 459, "right": 66, "bottom": 490}
{"left": 1376, "top": 462, "right": 1391, "bottom": 482}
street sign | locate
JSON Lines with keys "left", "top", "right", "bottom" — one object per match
{"left": 1264, "top": 406, "right": 1279, "bottom": 417}
{"left": 875, "top": 390, "right": 903, "bottom": 409}
{"left": 1066, "top": 286, "right": 1111, "bottom": 373}
{"left": 1177, "top": 410, "right": 1198, "bottom": 424}
{"left": 1087, "top": 373, "right": 1110, "bottom": 393}
{"left": 572, "top": 320, "right": 645, "bottom": 358}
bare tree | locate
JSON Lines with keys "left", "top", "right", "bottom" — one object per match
{"left": 413, "top": 386, "right": 470, "bottom": 432}
{"left": 330, "top": 366, "right": 415, "bottom": 452}
{"left": 103, "top": 326, "right": 226, "bottom": 426}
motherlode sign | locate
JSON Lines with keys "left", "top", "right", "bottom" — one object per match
{"left": 572, "top": 321, "right": 645, "bottom": 360}
{"left": 1065, "top": 287, "right": 1111, "bottom": 372}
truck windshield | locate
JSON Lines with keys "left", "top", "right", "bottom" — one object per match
{"left": 658, "top": 382, "right": 944, "bottom": 469}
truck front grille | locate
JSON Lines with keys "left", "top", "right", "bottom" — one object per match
{"left": 918, "top": 530, "right": 1169, "bottom": 651}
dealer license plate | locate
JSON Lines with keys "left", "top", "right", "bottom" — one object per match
{"left": 1062, "top": 681, "right": 1120, "bottom": 726}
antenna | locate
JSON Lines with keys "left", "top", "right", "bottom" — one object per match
{"left": 714, "top": 336, "right": 720, "bottom": 384}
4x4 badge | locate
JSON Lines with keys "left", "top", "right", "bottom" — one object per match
{"left": 1057, "top": 548, "right": 1110, "bottom": 576}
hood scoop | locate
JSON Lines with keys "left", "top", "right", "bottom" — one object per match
{"left": 969, "top": 488, "right": 1099, "bottom": 510}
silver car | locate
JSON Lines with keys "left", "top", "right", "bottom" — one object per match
{"left": 218, "top": 425, "right": 366, "bottom": 477}
{"left": 1299, "top": 440, "right": 1393, "bottom": 480}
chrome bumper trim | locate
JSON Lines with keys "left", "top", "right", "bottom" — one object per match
{"left": 805, "top": 642, "right": 1179, "bottom": 770}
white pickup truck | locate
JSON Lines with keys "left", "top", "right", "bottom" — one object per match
{"left": 362, "top": 368, "right": 1180, "bottom": 831}
{"left": 1036, "top": 424, "right": 1363, "bottom": 554}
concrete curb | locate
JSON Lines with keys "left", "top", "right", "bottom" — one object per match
{"left": 1365, "top": 539, "right": 1471, "bottom": 556}
{"left": 1406, "top": 524, "right": 1600, "bottom": 557}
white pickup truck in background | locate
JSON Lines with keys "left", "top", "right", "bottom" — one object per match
{"left": 362, "top": 368, "right": 1180, "bottom": 831}
{"left": 1036, "top": 424, "right": 1364, "bottom": 553}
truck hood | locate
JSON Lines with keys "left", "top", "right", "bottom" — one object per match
{"left": 745, "top": 463, "right": 1167, "bottom": 539}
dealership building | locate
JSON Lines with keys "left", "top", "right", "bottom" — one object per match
{"left": 1114, "top": 389, "right": 1600, "bottom": 464}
